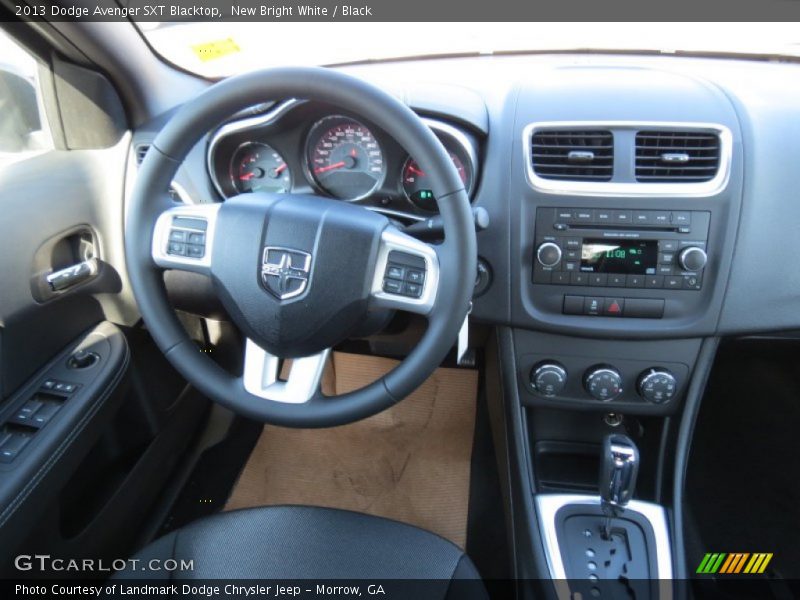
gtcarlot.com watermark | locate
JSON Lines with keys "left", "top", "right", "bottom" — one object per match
{"left": 14, "top": 554, "right": 194, "bottom": 573}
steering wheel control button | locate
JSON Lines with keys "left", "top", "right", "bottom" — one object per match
{"left": 637, "top": 368, "right": 677, "bottom": 403}
{"left": 167, "top": 240, "right": 187, "bottom": 256}
{"left": 382, "top": 250, "right": 427, "bottom": 297}
{"left": 386, "top": 264, "right": 405, "bottom": 280}
{"left": 383, "top": 279, "right": 403, "bottom": 294}
{"left": 584, "top": 366, "right": 623, "bottom": 401}
{"left": 536, "top": 242, "right": 562, "bottom": 268}
{"left": 531, "top": 362, "right": 568, "bottom": 397}
{"left": 167, "top": 217, "right": 208, "bottom": 260}
{"left": 403, "top": 282, "right": 423, "bottom": 298}
{"left": 406, "top": 269, "right": 425, "bottom": 284}
{"left": 168, "top": 229, "right": 187, "bottom": 242}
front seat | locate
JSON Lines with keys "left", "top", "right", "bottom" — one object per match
{"left": 115, "top": 506, "right": 488, "bottom": 599}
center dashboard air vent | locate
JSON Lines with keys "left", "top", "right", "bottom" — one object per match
{"left": 530, "top": 130, "right": 613, "bottom": 182}
{"left": 635, "top": 131, "right": 720, "bottom": 182}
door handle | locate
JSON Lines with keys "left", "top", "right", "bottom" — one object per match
{"left": 45, "top": 258, "right": 98, "bottom": 292}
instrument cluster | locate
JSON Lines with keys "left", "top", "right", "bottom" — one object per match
{"left": 207, "top": 100, "right": 479, "bottom": 219}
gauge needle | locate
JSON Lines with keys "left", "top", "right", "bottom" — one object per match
{"left": 407, "top": 165, "right": 425, "bottom": 177}
{"left": 314, "top": 161, "right": 347, "bottom": 174}
{"left": 239, "top": 172, "right": 256, "bottom": 180}
{"left": 274, "top": 163, "right": 287, "bottom": 174}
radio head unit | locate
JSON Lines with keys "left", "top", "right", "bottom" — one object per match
{"left": 532, "top": 208, "right": 711, "bottom": 317}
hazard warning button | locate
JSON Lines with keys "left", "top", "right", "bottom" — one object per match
{"left": 603, "top": 298, "right": 625, "bottom": 317}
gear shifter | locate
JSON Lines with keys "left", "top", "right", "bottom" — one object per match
{"left": 599, "top": 433, "right": 639, "bottom": 538}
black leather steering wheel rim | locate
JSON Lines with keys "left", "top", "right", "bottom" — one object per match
{"left": 126, "top": 67, "right": 476, "bottom": 427}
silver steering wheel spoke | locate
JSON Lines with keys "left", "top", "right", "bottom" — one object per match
{"left": 370, "top": 226, "right": 440, "bottom": 316}
{"left": 243, "top": 339, "right": 331, "bottom": 404}
{"left": 151, "top": 203, "right": 221, "bottom": 274}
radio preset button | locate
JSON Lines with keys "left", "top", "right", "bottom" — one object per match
{"left": 553, "top": 272, "right": 571, "bottom": 285}
{"left": 570, "top": 272, "right": 589, "bottom": 286}
{"left": 633, "top": 211, "right": 652, "bottom": 225}
{"left": 626, "top": 274, "right": 645, "bottom": 288}
{"left": 589, "top": 273, "right": 608, "bottom": 286}
{"left": 645, "top": 275, "right": 664, "bottom": 288}
{"left": 608, "top": 274, "right": 626, "bottom": 287}
{"left": 596, "top": 210, "right": 613, "bottom": 223}
{"left": 575, "top": 210, "right": 594, "bottom": 223}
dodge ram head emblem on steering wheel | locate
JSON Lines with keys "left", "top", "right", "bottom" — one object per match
{"left": 261, "top": 247, "right": 312, "bottom": 300}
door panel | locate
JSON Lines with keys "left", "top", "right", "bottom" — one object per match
{"left": 0, "top": 141, "right": 132, "bottom": 397}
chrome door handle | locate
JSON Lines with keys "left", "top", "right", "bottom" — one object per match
{"left": 45, "top": 258, "right": 98, "bottom": 291}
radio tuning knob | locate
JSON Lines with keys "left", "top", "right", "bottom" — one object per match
{"left": 678, "top": 246, "right": 707, "bottom": 272}
{"left": 536, "top": 242, "right": 562, "bottom": 268}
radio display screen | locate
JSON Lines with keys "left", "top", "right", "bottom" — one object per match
{"left": 580, "top": 239, "right": 658, "bottom": 275}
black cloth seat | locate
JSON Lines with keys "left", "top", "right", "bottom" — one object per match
{"left": 115, "top": 505, "right": 488, "bottom": 599}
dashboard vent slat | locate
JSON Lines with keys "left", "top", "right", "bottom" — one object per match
{"left": 635, "top": 131, "right": 720, "bottom": 183}
{"left": 530, "top": 130, "right": 613, "bottom": 181}
{"left": 135, "top": 144, "right": 150, "bottom": 166}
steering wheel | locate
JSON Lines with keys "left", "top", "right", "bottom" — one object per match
{"left": 126, "top": 67, "right": 476, "bottom": 428}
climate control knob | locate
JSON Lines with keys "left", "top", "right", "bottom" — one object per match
{"left": 678, "top": 246, "right": 707, "bottom": 272}
{"left": 531, "top": 361, "right": 568, "bottom": 397}
{"left": 637, "top": 368, "right": 677, "bottom": 404}
{"left": 583, "top": 366, "right": 623, "bottom": 401}
{"left": 536, "top": 242, "right": 562, "bottom": 268}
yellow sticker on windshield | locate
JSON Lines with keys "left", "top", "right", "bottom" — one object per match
{"left": 192, "top": 38, "right": 240, "bottom": 62}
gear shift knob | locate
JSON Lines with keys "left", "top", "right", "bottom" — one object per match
{"left": 599, "top": 433, "right": 639, "bottom": 510}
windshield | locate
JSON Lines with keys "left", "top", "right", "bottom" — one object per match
{"left": 137, "top": 22, "right": 800, "bottom": 79}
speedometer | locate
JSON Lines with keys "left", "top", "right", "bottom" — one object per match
{"left": 306, "top": 116, "right": 385, "bottom": 200}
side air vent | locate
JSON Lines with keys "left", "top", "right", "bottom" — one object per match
{"left": 135, "top": 144, "right": 150, "bottom": 165}
{"left": 635, "top": 131, "right": 720, "bottom": 182}
{"left": 530, "top": 130, "right": 613, "bottom": 181}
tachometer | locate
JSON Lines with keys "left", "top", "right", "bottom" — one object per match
{"left": 306, "top": 116, "right": 385, "bottom": 200}
{"left": 402, "top": 151, "right": 472, "bottom": 212}
{"left": 230, "top": 142, "right": 291, "bottom": 194}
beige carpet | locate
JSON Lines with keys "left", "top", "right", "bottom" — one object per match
{"left": 225, "top": 351, "right": 478, "bottom": 548}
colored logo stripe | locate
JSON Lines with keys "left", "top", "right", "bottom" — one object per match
{"left": 697, "top": 552, "right": 773, "bottom": 574}
{"left": 744, "top": 553, "right": 773, "bottom": 574}
{"left": 697, "top": 553, "right": 726, "bottom": 574}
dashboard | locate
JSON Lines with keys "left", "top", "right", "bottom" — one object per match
{"left": 206, "top": 100, "right": 480, "bottom": 221}
{"left": 133, "top": 52, "right": 800, "bottom": 414}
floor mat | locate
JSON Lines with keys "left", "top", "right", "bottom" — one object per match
{"left": 225, "top": 351, "right": 479, "bottom": 548}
